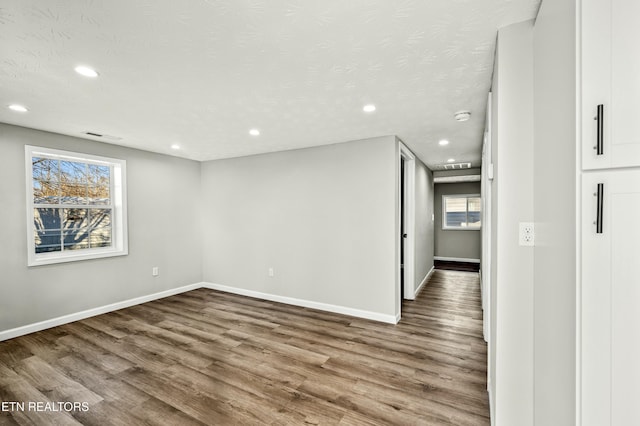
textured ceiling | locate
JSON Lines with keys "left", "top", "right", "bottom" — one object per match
{"left": 0, "top": 0, "right": 540, "bottom": 168}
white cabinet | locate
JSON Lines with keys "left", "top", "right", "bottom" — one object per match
{"left": 582, "top": 169, "right": 640, "bottom": 426}
{"left": 581, "top": 0, "right": 640, "bottom": 169}
{"left": 581, "top": 1, "right": 640, "bottom": 424}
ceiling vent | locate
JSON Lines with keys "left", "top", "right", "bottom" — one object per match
{"left": 83, "top": 131, "right": 122, "bottom": 141}
{"left": 441, "top": 162, "right": 471, "bottom": 170}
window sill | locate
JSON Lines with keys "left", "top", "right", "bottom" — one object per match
{"left": 27, "top": 248, "right": 128, "bottom": 267}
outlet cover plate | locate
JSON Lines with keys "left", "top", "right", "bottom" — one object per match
{"left": 519, "top": 222, "right": 535, "bottom": 246}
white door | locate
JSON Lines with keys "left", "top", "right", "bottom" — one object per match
{"left": 581, "top": 0, "right": 640, "bottom": 169}
{"left": 582, "top": 169, "right": 640, "bottom": 425}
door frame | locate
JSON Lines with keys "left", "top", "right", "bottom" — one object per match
{"left": 398, "top": 143, "right": 416, "bottom": 318}
{"left": 482, "top": 92, "right": 492, "bottom": 343}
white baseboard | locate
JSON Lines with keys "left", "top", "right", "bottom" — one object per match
{"left": 202, "top": 282, "right": 398, "bottom": 325}
{"left": 0, "top": 282, "right": 205, "bottom": 342}
{"left": 434, "top": 256, "right": 481, "bottom": 263}
{"left": 414, "top": 266, "right": 435, "bottom": 297}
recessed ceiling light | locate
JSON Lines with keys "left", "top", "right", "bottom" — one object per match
{"left": 447, "top": 158, "right": 456, "bottom": 163}
{"left": 454, "top": 110, "right": 471, "bottom": 121}
{"left": 74, "top": 65, "right": 99, "bottom": 78}
{"left": 363, "top": 104, "right": 376, "bottom": 113}
{"left": 439, "top": 139, "right": 449, "bottom": 146}
{"left": 249, "top": 129, "right": 260, "bottom": 136}
{"left": 170, "top": 144, "right": 180, "bottom": 150}
{"left": 8, "top": 104, "right": 28, "bottom": 112}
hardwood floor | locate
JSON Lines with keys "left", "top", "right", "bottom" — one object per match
{"left": 0, "top": 270, "right": 488, "bottom": 425}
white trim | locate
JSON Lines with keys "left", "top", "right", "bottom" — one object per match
{"left": 434, "top": 256, "right": 481, "bottom": 263}
{"left": 0, "top": 282, "right": 205, "bottom": 342}
{"left": 489, "top": 385, "right": 495, "bottom": 426}
{"left": 202, "top": 282, "right": 399, "bottom": 324}
{"left": 575, "top": 1, "right": 583, "bottom": 423}
{"left": 413, "top": 266, "right": 435, "bottom": 298}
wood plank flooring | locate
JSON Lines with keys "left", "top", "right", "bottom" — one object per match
{"left": 0, "top": 270, "right": 488, "bottom": 425}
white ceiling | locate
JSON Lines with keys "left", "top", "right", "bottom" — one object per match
{"left": 0, "top": 0, "right": 540, "bottom": 169}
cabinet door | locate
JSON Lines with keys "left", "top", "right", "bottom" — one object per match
{"left": 582, "top": 0, "right": 640, "bottom": 169}
{"left": 582, "top": 169, "right": 640, "bottom": 425}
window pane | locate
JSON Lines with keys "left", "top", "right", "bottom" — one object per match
{"left": 60, "top": 161, "right": 87, "bottom": 184}
{"left": 88, "top": 185, "right": 110, "bottom": 205}
{"left": 89, "top": 209, "right": 112, "bottom": 228}
{"left": 32, "top": 158, "right": 59, "bottom": 182}
{"left": 34, "top": 181, "right": 60, "bottom": 204}
{"left": 63, "top": 229, "right": 90, "bottom": 250}
{"left": 468, "top": 197, "right": 482, "bottom": 227}
{"left": 35, "top": 230, "right": 62, "bottom": 253}
{"left": 34, "top": 207, "right": 62, "bottom": 253}
{"left": 60, "top": 184, "right": 88, "bottom": 204}
{"left": 63, "top": 208, "right": 89, "bottom": 231}
{"left": 60, "top": 161, "right": 88, "bottom": 204}
{"left": 90, "top": 227, "right": 112, "bottom": 248}
{"left": 34, "top": 208, "right": 61, "bottom": 230}
{"left": 88, "top": 164, "right": 110, "bottom": 186}
{"left": 445, "top": 197, "right": 467, "bottom": 227}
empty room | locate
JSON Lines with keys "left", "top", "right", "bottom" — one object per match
{"left": 2, "top": 0, "right": 639, "bottom": 425}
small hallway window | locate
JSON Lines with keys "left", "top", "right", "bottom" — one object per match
{"left": 442, "top": 194, "right": 481, "bottom": 230}
{"left": 25, "top": 145, "right": 128, "bottom": 266}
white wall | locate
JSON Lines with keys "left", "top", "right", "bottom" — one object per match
{"left": 0, "top": 123, "right": 203, "bottom": 333}
{"left": 533, "top": 0, "right": 576, "bottom": 424}
{"left": 200, "top": 136, "right": 399, "bottom": 321}
{"left": 490, "top": 20, "right": 535, "bottom": 426}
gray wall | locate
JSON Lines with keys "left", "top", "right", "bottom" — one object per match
{"left": 0, "top": 124, "right": 203, "bottom": 332}
{"left": 200, "top": 136, "right": 399, "bottom": 319}
{"left": 490, "top": 20, "right": 535, "bottom": 425}
{"left": 413, "top": 157, "right": 435, "bottom": 287}
{"left": 434, "top": 182, "right": 482, "bottom": 260}
{"left": 533, "top": 0, "right": 576, "bottom": 423}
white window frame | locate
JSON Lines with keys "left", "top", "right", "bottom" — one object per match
{"left": 25, "top": 145, "right": 128, "bottom": 266}
{"left": 442, "top": 193, "right": 481, "bottom": 231}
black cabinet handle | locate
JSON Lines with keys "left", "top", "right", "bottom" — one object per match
{"left": 595, "top": 104, "right": 604, "bottom": 155}
{"left": 596, "top": 183, "right": 604, "bottom": 234}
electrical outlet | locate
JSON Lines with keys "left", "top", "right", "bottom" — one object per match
{"left": 519, "top": 222, "right": 535, "bottom": 246}
{"left": 268, "top": 267, "right": 274, "bottom": 277}
{"left": 152, "top": 266, "right": 159, "bottom": 276}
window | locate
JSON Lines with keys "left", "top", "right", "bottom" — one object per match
{"left": 25, "top": 146, "right": 127, "bottom": 266}
{"left": 442, "top": 194, "right": 481, "bottom": 230}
